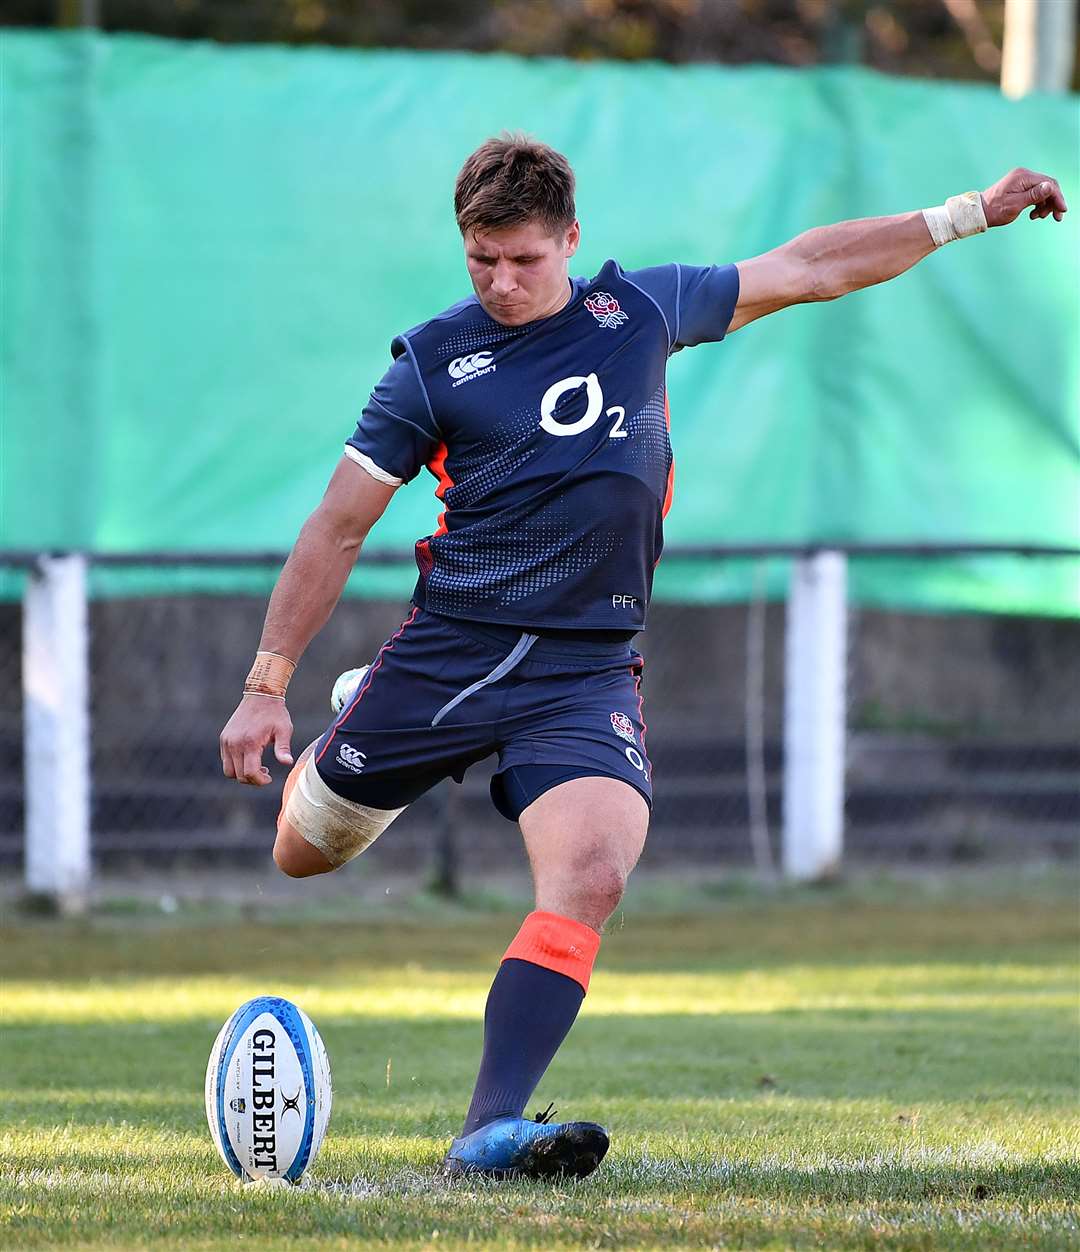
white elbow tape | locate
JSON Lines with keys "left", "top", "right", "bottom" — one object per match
{"left": 284, "top": 754, "right": 405, "bottom": 867}
{"left": 923, "top": 191, "right": 988, "bottom": 247}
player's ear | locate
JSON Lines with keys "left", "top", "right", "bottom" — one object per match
{"left": 564, "top": 220, "right": 581, "bottom": 258}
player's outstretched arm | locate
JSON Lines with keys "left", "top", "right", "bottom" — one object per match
{"left": 728, "top": 167, "right": 1068, "bottom": 334}
{"left": 219, "top": 457, "right": 397, "bottom": 786}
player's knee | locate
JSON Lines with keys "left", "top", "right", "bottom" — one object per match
{"left": 567, "top": 855, "right": 628, "bottom": 921}
{"left": 589, "top": 859, "right": 628, "bottom": 910}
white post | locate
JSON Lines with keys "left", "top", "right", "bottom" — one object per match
{"left": 23, "top": 554, "right": 92, "bottom": 911}
{"left": 1002, "top": 0, "right": 1077, "bottom": 98}
{"left": 783, "top": 551, "right": 847, "bottom": 880}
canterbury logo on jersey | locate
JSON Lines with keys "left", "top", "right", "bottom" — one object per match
{"left": 448, "top": 351, "right": 496, "bottom": 387}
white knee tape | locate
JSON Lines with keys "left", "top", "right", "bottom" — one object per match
{"left": 283, "top": 756, "right": 405, "bottom": 868}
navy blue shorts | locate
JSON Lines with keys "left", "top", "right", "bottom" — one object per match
{"left": 313, "top": 608, "right": 652, "bottom": 821}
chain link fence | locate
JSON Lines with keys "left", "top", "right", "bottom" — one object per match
{"left": 846, "top": 601, "right": 1080, "bottom": 863}
{"left": 1, "top": 551, "right": 1077, "bottom": 885}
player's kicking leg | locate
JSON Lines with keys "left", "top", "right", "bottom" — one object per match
{"left": 272, "top": 668, "right": 364, "bottom": 876}
{"left": 272, "top": 664, "right": 407, "bottom": 878}
{"left": 272, "top": 743, "right": 334, "bottom": 876}
{"left": 444, "top": 775, "right": 648, "bottom": 1180}
{"left": 272, "top": 745, "right": 406, "bottom": 878}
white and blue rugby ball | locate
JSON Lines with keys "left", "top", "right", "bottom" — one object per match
{"left": 330, "top": 665, "right": 369, "bottom": 715}
{"left": 205, "top": 996, "right": 332, "bottom": 1184}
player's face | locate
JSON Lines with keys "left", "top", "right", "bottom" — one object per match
{"left": 464, "top": 219, "right": 581, "bottom": 326}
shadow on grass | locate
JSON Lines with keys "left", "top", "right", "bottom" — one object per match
{"left": 6, "top": 1151, "right": 1078, "bottom": 1206}
{"left": 310, "top": 1155, "right": 1080, "bottom": 1204}
{"left": 5, "top": 997, "right": 1075, "bottom": 1121}
{"left": 3, "top": 883, "right": 1078, "bottom": 982}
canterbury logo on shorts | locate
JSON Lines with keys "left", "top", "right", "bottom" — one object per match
{"left": 336, "top": 743, "right": 367, "bottom": 773}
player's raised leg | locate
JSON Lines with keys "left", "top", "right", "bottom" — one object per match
{"left": 272, "top": 665, "right": 372, "bottom": 877}
{"left": 445, "top": 776, "right": 648, "bottom": 1179}
{"left": 273, "top": 743, "right": 333, "bottom": 877}
{"left": 273, "top": 739, "right": 408, "bottom": 879}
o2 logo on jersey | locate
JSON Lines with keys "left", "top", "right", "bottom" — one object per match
{"left": 539, "top": 373, "right": 627, "bottom": 440}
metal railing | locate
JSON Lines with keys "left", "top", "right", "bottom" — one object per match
{"left": 3, "top": 545, "right": 1078, "bottom": 907}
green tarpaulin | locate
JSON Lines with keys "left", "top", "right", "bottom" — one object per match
{"left": 2, "top": 32, "right": 1077, "bottom": 612}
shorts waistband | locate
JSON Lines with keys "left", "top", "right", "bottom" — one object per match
{"left": 426, "top": 610, "right": 634, "bottom": 661}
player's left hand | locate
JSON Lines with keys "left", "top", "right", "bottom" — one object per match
{"left": 982, "top": 168, "right": 1068, "bottom": 227}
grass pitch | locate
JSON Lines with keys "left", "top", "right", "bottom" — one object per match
{"left": 2, "top": 871, "right": 1077, "bottom": 1250}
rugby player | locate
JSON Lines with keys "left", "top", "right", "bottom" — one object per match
{"left": 220, "top": 136, "right": 1065, "bottom": 1180}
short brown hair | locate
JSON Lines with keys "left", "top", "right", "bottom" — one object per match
{"left": 454, "top": 133, "right": 576, "bottom": 238}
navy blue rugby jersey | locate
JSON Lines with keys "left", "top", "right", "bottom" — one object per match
{"left": 345, "top": 259, "right": 739, "bottom": 631}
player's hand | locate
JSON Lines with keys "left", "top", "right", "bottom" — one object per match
{"left": 219, "top": 695, "right": 294, "bottom": 786}
{"left": 982, "top": 168, "right": 1068, "bottom": 227}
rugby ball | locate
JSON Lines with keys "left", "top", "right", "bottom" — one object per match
{"left": 205, "top": 996, "right": 332, "bottom": 1183}
{"left": 330, "top": 665, "right": 370, "bottom": 714}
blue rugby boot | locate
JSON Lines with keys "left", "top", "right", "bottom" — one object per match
{"left": 443, "top": 1105, "right": 609, "bottom": 1180}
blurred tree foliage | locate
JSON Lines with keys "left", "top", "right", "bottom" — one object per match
{"left": 7, "top": 0, "right": 1079, "bottom": 89}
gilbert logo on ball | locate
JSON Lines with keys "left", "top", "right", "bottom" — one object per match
{"left": 205, "top": 996, "right": 332, "bottom": 1183}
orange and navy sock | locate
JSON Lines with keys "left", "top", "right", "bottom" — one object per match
{"left": 460, "top": 910, "right": 601, "bottom": 1136}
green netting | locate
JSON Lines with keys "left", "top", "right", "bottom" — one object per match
{"left": 2, "top": 32, "right": 1078, "bottom": 612}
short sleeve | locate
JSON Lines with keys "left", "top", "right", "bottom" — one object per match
{"left": 675, "top": 263, "right": 740, "bottom": 348}
{"left": 623, "top": 262, "right": 740, "bottom": 352}
{"left": 345, "top": 339, "right": 440, "bottom": 485}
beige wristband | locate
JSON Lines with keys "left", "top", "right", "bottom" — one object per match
{"left": 244, "top": 651, "right": 296, "bottom": 699}
{"left": 923, "top": 191, "right": 988, "bottom": 247}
